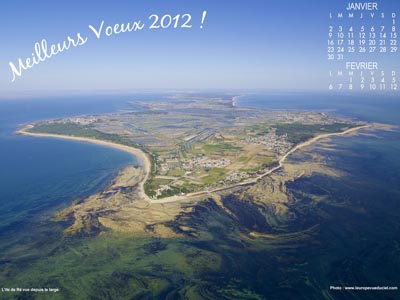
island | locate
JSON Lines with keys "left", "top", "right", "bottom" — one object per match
{"left": 16, "top": 94, "right": 381, "bottom": 236}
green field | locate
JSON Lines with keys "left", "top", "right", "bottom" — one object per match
{"left": 27, "top": 120, "right": 356, "bottom": 198}
{"left": 274, "top": 122, "right": 355, "bottom": 144}
{"left": 202, "top": 168, "right": 228, "bottom": 185}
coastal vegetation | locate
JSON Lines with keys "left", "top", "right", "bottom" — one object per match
{"left": 275, "top": 122, "right": 357, "bottom": 144}
{"left": 26, "top": 96, "right": 361, "bottom": 200}
{"left": 8, "top": 95, "right": 394, "bottom": 300}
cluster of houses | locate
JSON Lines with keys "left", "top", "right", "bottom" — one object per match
{"left": 245, "top": 133, "right": 292, "bottom": 155}
{"left": 181, "top": 157, "right": 231, "bottom": 170}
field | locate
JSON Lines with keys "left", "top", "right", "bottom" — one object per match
{"left": 27, "top": 95, "right": 359, "bottom": 199}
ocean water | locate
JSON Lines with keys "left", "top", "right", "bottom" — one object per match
{"left": 238, "top": 93, "right": 400, "bottom": 299}
{"left": 0, "top": 92, "right": 399, "bottom": 299}
{"left": 0, "top": 96, "right": 139, "bottom": 260}
{"left": 237, "top": 92, "right": 400, "bottom": 125}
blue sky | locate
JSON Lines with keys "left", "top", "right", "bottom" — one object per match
{"left": 0, "top": 0, "right": 399, "bottom": 96}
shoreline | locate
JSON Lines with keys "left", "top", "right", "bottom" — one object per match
{"left": 16, "top": 124, "right": 370, "bottom": 204}
{"left": 144, "top": 124, "right": 371, "bottom": 203}
{"left": 191, "top": 124, "right": 371, "bottom": 195}
{"left": 16, "top": 125, "right": 152, "bottom": 202}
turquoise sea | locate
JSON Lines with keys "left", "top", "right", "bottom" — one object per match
{"left": 0, "top": 96, "right": 138, "bottom": 263}
{"left": 0, "top": 92, "right": 399, "bottom": 299}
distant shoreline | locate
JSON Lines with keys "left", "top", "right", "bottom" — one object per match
{"left": 16, "top": 123, "right": 371, "bottom": 204}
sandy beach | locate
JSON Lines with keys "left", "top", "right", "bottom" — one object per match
{"left": 16, "top": 124, "right": 371, "bottom": 204}
{"left": 16, "top": 125, "right": 152, "bottom": 201}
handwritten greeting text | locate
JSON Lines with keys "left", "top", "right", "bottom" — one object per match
{"left": 8, "top": 11, "right": 207, "bottom": 82}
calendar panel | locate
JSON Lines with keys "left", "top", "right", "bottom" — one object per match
{"left": 328, "top": 2, "right": 399, "bottom": 91}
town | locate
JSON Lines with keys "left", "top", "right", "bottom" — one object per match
{"left": 28, "top": 94, "right": 360, "bottom": 199}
